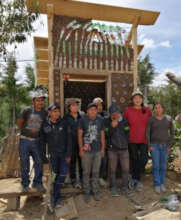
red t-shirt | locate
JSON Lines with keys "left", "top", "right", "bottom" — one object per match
{"left": 124, "top": 106, "right": 152, "bottom": 144}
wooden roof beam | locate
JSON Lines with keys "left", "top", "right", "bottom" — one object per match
{"left": 27, "top": 0, "right": 160, "bottom": 25}
{"left": 126, "top": 16, "right": 141, "bottom": 45}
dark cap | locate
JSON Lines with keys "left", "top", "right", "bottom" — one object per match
{"left": 67, "top": 98, "right": 79, "bottom": 106}
{"left": 48, "top": 104, "right": 60, "bottom": 111}
{"left": 87, "top": 102, "right": 97, "bottom": 110}
{"left": 109, "top": 104, "right": 120, "bottom": 115}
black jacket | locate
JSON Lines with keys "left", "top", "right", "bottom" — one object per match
{"left": 40, "top": 117, "right": 72, "bottom": 157}
{"left": 63, "top": 112, "right": 81, "bottom": 141}
{"left": 107, "top": 116, "right": 129, "bottom": 151}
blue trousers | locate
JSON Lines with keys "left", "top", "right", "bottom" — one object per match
{"left": 151, "top": 144, "right": 168, "bottom": 186}
{"left": 50, "top": 154, "right": 69, "bottom": 203}
{"left": 19, "top": 138, "right": 42, "bottom": 187}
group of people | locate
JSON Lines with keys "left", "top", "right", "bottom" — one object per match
{"left": 17, "top": 88, "right": 174, "bottom": 212}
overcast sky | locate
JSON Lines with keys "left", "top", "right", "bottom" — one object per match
{"left": 12, "top": 0, "right": 181, "bottom": 87}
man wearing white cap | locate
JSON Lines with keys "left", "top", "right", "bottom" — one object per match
{"left": 17, "top": 90, "right": 47, "bottom": 192}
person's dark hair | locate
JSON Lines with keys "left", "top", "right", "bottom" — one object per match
{"left": 141, "top": 103, "right": 146, "bottom": 114}
{"left": 153, "top": 102, "right": 164, "bottom": 110}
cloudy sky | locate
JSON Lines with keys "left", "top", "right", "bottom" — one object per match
{"left": 13, "top": 0, "right": 181, "bottom": 87}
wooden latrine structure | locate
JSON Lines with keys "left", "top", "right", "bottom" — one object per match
{"left": 27, "top": 0, "right": 160, "bottom": 113}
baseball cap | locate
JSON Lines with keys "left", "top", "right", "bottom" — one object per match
{"left": 93, "top": 97, "right": 103, "bottom": 104}
{"left": 48, "top": 104, "right": 60, "bottom": 111}
{"left": 109, "top": 104, "right": 120, "bottom": 115}
{"left": 67, "top": 98, "right": 79, "bottom": 106}
{"left": 30, "top": 90, "right": 47, "bottom": 99}
{"left": 131, "top": 88, "right": 143, "bottom": 98}
{"left": 87, "top": 103, "right": 98, "bottom": 110}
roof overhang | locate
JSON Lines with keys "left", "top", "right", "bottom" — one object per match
{"left": 27, "top": 0, "right": 160, "bottom": 25}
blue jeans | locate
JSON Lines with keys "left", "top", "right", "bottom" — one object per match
{"left": 151, "top": 144, "right": 168, "bottom": 186}
{"left": 50, "top": 154, "right": 69, "bottom": 203}
{"left": 19, "top": 138, "right": 42, "bottom": 187}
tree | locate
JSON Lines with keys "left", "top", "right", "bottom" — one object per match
{"left": 25, "top": 64, "right": 35, "bottom": 91}
{"left": 0, "top": 0, "right": 39, "bottom": 57}
{"left": 0, "top": 55, "right": 31, "bottom": 126}
{"left": 138, "top": 54, "right": 157, "bottom": 104}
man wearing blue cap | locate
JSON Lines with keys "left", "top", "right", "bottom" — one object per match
{"left": 40, "top": 104, "right": 72, "bottom": 212}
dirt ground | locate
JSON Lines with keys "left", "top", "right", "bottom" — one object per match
{"left": 0, "top": 158, "right": 181, "bottom": 220}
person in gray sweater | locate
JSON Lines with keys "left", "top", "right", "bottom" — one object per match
{"left": 146, "top": 102, "right": 174, "bottom": 193}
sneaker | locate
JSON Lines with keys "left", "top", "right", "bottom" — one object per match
{"left": 55, "top": 199, "right": 62, "bottom": 209}
{"left": 93, "top": 193, "right": 100, "bottom": 201}
{"left": 83, "top": 193, "right": 90, "bottom": 203}
{"left": 111, "top": 187, "right": 120, "bottom": 197}
{"left": 155, "top": 186, "right": 161, "bottom": 194}
{"left": 160, "top": 185, "right": 166, "bottom": 192}
{"left": 22, "top": 186, "right": 31, "bottom": 193}
{"left": 98, "top": 178, "right": 107, "bottom": 187}
{"left": 32, "top": 184, "right": 46, "bottom": 193}
{"left": 135, "top": 181, "right": 143, "bottom": 192}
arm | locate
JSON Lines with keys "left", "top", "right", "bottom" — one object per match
{"left": 146, "top": 118, "right": 153, "bottom": 151}
{"left": 17, "top": 118, "right": 24, "bottom": 130}
{"left": 78, "top": 128, "right": 85, "bottom": 158}
{"left": 39, "top": 122, "right": 48, "bottom": 163}
{"left": 167, "top": 118, "right": 174, "bottom": 150}
{"left": 100, "top": 130, "right": 105, "bottom": 157}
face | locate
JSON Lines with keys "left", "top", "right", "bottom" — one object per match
{"left": 97, "top": 102, "right": 103, "bottom": 113}
{"left": 69, "top": 102, "right": 79, "bottom": 113}
{"left": 87, "top": 107, "right": 98, "bottom": 119}
{"left": 48, "top": 108, "right": 61, "bottom": 121}
{"left": 32, "top": 97, "right": 44, "bottom": 111}
{"left": 154, "top": 104, "right": 164, "bottom": 115}
{"left": 132, "top": 95, "right": 143, "bottom": 107}
{"left": 111, "top": 112, "right": 119, "bottom": 121}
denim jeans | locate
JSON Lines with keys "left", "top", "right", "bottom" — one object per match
{"left": 19, "top": 138, "right": 42, "bottom": 187}
{"left": 128, "top": 143, "right": 148, "bottom": 181}
{"left": 81, "top": 152, "right": 101, "bottom": 194}
{"left": 150, "top": 144, "right": 168, "bottom": 186}
{"left": 50, "top": 154, "right": 69, "bottom": 203}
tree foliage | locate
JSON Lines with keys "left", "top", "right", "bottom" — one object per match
{"left": 0, "top": 0, "right": 39, "bottom": 57}
{"left": 138, "top": 54, "right": 156, "bottom": 89}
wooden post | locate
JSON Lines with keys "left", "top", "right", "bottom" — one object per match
{"left": 47, "top": 4, "right": 54, "bottom": 104}
{"left": 132, "top": 25, "right": 138, "bottom": 90}
{"left": 107, "top": 73, "right": 112, "bottom": 109}
{"left": 60, "top": 72, "right": 64, "bottom": 116}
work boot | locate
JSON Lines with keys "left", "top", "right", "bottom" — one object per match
{"left": 122, "top": 186, "right": 134, "bottom": 197}
{"left": 135, "top": 181, "right": 143, "bottom": 192}
{"left": 55, "top": 199, "right": 62, "bottom": 209}
{"left": 111, "top": 187, "right": 120, "bottom": 197}
{"left": 48, "top": 195, "right": 55, "bottom": 213}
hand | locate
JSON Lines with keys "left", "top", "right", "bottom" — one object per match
{"left": 65, "top": 157, "right": 71, "bottom": 163}
{"left": 149, "top": 146, "right": 154, "bottom": 152}
{"left": 79, "top": 149, "right": 85, "bottom": 158}
{"left": 166, "top": 147, "right": 171, "bottom": 152}
{"left": 101, "top": 149, "right": 105, "bottom": 158}
{"left": 111, "top": 120, "right": 118, "bottom": 128}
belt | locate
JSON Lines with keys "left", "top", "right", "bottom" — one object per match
{"left": 20, "top": 135, "right": 39, "bottom": 141}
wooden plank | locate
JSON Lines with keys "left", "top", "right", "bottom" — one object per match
{"left": 6, "top": 197, "right": 20, "bottom": 211}
{"left": 37, "top": 78, "right": 49, "bottom": 85}
{"left": 60, "top": 72, "right": 64, "bottom": 116}
{"left": 138, "top": 44, "right": 144, "bottom": 55}
{"left": 36, "top": 60, "right": 49, "bottom": 70}
{"left": 47, "top": 3, "right": 54, "bottom": 104}
{"left": 35, "top": 49, "right": 49, "bottom": 60}
{"left": 37, "top": 70, "right": 49, "bottom": 78}
{"left": 34, "top": 37, "right": 48, "bottom": 49}
{"left": 132, "top": 25, "right": 138, "bottom": 90}
{"left": 27, "top": 0, "right": 160, "bottom": 25}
